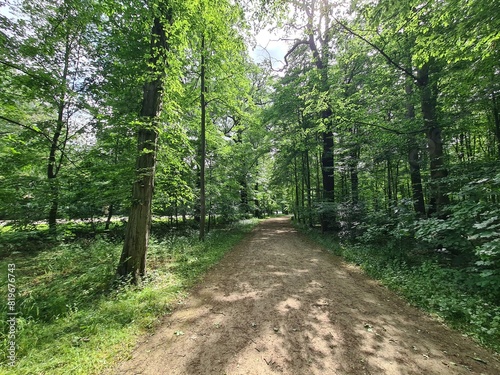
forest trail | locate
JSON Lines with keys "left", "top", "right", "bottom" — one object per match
{"left": 115, "top": 217, "right": 500, "bottom": 375}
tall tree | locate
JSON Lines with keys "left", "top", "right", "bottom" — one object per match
{"left": 116, "top": 3, "right": 173, "bottom": 283}
{"left": 282, "top": 0, "right": 337, "bottom": 230}
{"left": 199, "top": 34, "right": 207, "bottom": 240}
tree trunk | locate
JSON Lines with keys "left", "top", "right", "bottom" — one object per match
{"left": 301, "top": 152, "right": 306, "bottom": 224}
{"left": 199, "top": 35, "right": 207, "bottom": 241}
{"left": 47, "top": 178, "right": 59, "bottom": 232}
{"left": 253, "top": 159, "right": 260, "bottom": 218}
{"left": 405, "top": 82, "right": 426, "bottom": 216}
{"left": 408, "top": 143, "right": 425, "bottom": 215}
{"left": 492, "top": 92, "right": 500, "bottom": 159}
{"left": 239, "top": 178, "right": 249, "bottom": 215}
{"left": 321, "top": 121, "right": 335, "bottom": 231}
{"left": 316, "top": 150, "right": 321, "bottom": 200}
{"left": 387, "top": 157, "right": 393, "bottom": 206}
{"left": 350, "top": 158, "right": 359, "bottom": 205}
{"left": 117, "top": 15, "right": 168, "bottom": 283}
{"left": 417, "top": 63, "right": 449, "bottom": 216}
{"left": 304, "top": 5, "right": 334, "bottom": 231}
{"left": 305, "top": 150, "right": 313, "bottom": 227}
{"left": 294, "top": 156, "right": 300, "bottom": 222}
{"left": 349, "top": 126, "right": 360, "bottom": 206}
{"left": 253, "top": 182, "right": 260, "bottom": 218}
{"left": 105, "top": 203, "right": 113, "bottom": 230}
{"left": 47, "top": 33, "right": 71, "bottom": 232}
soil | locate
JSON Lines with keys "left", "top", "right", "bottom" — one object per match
{"left": 115, "top": 217, "right": 500, "bottom": 375}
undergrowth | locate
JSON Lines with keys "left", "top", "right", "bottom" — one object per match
{"left": 298, "top": 225, "right": 500, "bottom": 353}
{"left": 0, "top": 218, "right": 258, "bottom": 374}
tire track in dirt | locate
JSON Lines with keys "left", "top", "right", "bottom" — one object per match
{"left": 115, "top": 217, "right": 500, "bottom": 375}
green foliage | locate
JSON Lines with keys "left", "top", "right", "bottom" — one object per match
{"left": 414, "top": 170, "right": 500, "bottom": 297}
{"left": 0, "top": 219, "right": 257, "bottom": 374}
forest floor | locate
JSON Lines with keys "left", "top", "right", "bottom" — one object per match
{"left": 114, "top": 217, "right": 500, "bottom": 375}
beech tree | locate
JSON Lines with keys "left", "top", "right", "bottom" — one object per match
{"left": 115, "top": 0, "right": 178, "bottom": 283}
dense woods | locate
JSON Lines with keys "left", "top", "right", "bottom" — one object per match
{"left": 1, "top": 0, "right": 499, "bottom": 372}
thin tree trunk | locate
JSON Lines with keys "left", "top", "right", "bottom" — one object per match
{"left": 408, "top": 143, "right": 425, "bottom": 215}
{"left": 305, "top": 150, "right": 313, "bottom": 227}
{"left": 350, "top": 160, "right": 359, "bottom": 205}
{"left": 493, "top": 92, "right": 500, "bottom": 159}
{"left": 105, "top": 203, "right": 113, "bottom": 230}
{"left": 321, "top": 125, "right": 335, "bottom": 232}
{"left": 253, "top": 183, "right": 260, "bottom": 218}
{"left": 394, "top": 159, "right": 400, "bottom": 204}
{"left": 301, "top": 152, "right": 306, "bottom": 224}
{"left": 117, "top": 15, "right": 168, "bottom": 283}
{"left": 199, "top": 35, "right": 207, "bottom": 241}
{"left": 294, "top": 156, "right": 300, "bottom": 222}
{"left": 417, "top": 63, "right": 449, "bottom": 216}
{"left": 387, "top": 157, "right": 393, "bottom": 207}
{"left": 316, "top": 151, "right": 321, "bottom": 200}
{"left": 349, "top": 126, "right": 360, "bottom": 206}
{"left": 48, "top": 33, "right": 71, "bottom": 232}
{"left": 405, "top": 82, "right": 426, "bottom": 216}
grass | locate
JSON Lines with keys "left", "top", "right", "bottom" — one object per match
{"left": 0, "top": 218, "right": 258, "bottom": 374}
{"left": 297, "top": 225, "right": 500, "bottom": 353}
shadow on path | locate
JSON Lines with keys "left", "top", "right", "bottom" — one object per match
{"left": 116, "top": 217, "right": 500, "bottom": 375}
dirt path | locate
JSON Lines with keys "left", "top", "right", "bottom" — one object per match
{"left": 116, "top": 217, "right": 500, "bottom": 375}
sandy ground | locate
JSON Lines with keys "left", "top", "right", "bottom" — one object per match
{"left": 115, "top": 217, "right": 500, "bottom": 375}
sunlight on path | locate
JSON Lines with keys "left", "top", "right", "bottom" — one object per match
{"left": 115, "top": 217, "right": 500, "bottom": 375}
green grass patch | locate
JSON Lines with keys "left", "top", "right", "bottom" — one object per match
{"left": 0, "top": 219, "right": 258, "bottom": 374}
{"left": 298, "top": 225, "right": 500, "bottom": 353}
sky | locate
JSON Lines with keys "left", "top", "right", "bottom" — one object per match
{"left": 250, "top": 27, "right": 290, "bottom": 71}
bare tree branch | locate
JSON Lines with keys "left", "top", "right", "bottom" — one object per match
{"left": 0, "top": 115, "right": 53, "bottom": 143}
{"left": 0, "top": 115, "right": 79, "bottom": 168}
{"left": 338, "top": 117, "right": 425, "bottom": 135}
{"left": 283, "top": 39, "right": 309, "bottom": 66}
{"left": 333, "top": 18, "right": 419, "bottom": 82}
{"left": 0, "top": 59, "right": 52, "bottom": 84}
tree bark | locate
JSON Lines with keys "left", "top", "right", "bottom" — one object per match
{"left": 105, "top": 203, "right": 113, "bottom": 230}
{"left": 398, "top": 48, "right": 426, "bottom": 216}
{"left": 417, "top": 63, "right": 449, "bottom": 216}
{"left": 349, "top": 125, "right": 360, "bottom": 206}
{"left": 408, "top": 143, "right": 425, "bottom": 215}
{"left": 253, "top": 182, "right": 260, "bottom": 218}
{"left": 199, "top": 35, "right": 207, "bottom": 241}
{"left": 387, "top": 157, "right": 393, "bottom": 206}
{"left": 492, "top": 92, "right": 500, "bottom": 159}
{"left": 406, "top": 83, "right": 426, "bottom": 216}
{"left": 305, "top": 150, "right": 313, "bottom": 227}
{"left": 321, "top": 118, "right": 335, "bottom": 202}
{"left": 117, "top": 15, "right": 168, "bottom": 283}
{"left": 47, "top": 32, "right": 71, "bottom": 232}
{"left": 294, "top": 156, "right": 300, "bottom": 222}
